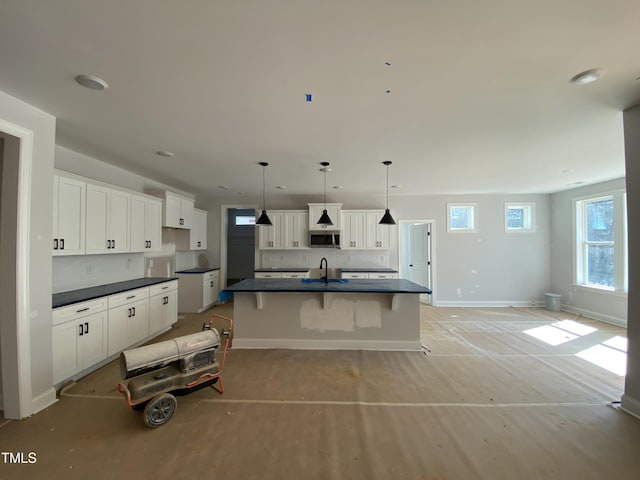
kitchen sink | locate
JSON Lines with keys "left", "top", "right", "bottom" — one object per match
{"left": 301, "top": 278, "right": 349, "bottom": 284}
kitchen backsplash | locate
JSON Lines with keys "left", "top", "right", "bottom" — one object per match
{"left": 52, "top": 254, "right": 145, "bottom": 293}
{"left": 259, "top": 249, "right": 390, "bottom": 270}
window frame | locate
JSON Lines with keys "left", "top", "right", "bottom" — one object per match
{"left": 573, "top": 190, "right": 627, "bottom": 293}
{"left": 447, "top": 203, "right": 477, "bottom": 233}
{"left": 504, "top": 202, "right": 535, "bottom": 233}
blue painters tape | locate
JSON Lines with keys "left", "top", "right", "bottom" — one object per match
{"left": 306, "top": 93, "right": 312, "bottom": 102}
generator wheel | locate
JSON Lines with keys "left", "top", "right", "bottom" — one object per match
{"left": 143, "top": 393, "right": 177, "bottom": 428}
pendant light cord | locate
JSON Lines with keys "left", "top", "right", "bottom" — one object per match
{"left": 386, "top": 163, "right": 389, "bottom": 208}
{"left": 262, "top": 165, "right": 266, "bottom": 210}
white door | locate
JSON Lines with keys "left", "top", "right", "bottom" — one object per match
{"left": 403, "top": 222, "right": 432, "bottom": 304}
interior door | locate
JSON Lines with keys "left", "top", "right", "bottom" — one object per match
{"left": 408, "top": 222, "right": 432, "bottom": 304}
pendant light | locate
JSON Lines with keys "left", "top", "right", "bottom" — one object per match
{"left": 317, "top": 162, "right": 333, "bottom": 225}
{"left": 379, "top": 161, "right": 396, "bottom": 225}
{"left": 256, "top": 162, "right": 272, "bottom": 226}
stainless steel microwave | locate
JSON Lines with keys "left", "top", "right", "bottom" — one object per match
{"left": 309, "top": 232, "right": 340, "bottom": 248}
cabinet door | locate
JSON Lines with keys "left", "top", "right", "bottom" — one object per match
{"left": 130, "top": 195, "right": 147, "bottom": 253}
{"left": 85, "top": 183, "right": 110, "bottom": 253}
{"left": 165, "top": 289, "right": 178, "bottom": 327}
{"left": 78, "top": 311, "right": 108, "bottom": 370}
{"left": 284, "top": 212, "right": 308, "bottom": 249}
{"left": 148, "top": 294, "right": 164, "bottom": 336}
{"left": 342, "top": 212, "right": 366, "bottom": 249}
{"left": 109, "top": 189, "right": 130, "bottom": 252}
{"left": 191, "top": 209, "right": 207, "bottom": 250}
{"left": 107, "top": 305, "right": 129, "bottom": 356}
{"left": 180, "top": 198, "right": 194, "bottom": 229}
{"left": 164, "top": 192, "right": 181, "bottom": 228}
{"left": 203, "top": 277, "right": 215, "bottom": 307}
{"left": 126, "top": 299, "right": 149, "bottom": 347}
{"left": 258, "top": 212, "right": 283, "bottom": 249}
{"left": 145, "top": 198, "right": 162, "bottom": 251}
{"left": 53, "top": 175, "right": 86, "bottom": 256}
{"left": 366, "top": 211, "right": 392, "bottom": 249}
{"left": 52, "top": 320, "right": 80, "bottom": 384}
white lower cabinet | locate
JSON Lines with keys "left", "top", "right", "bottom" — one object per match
{"left": 52, "top": 299, "right": 108, "bottom": 384}
{"left": 148, "top": 281, "right": 178, "bottom": 335}
{"left": 341, "top": 272, "right": 398, "bottom": 279}
{"left": 107, "top": 288, "right": 150, "bottom": 357}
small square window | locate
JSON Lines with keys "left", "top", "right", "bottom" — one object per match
{"left": 447, "top": 203, "right": 476, "bottom": 233}
{"left": 505, "top": 203, "right": 534, "bottom": 232}
{"left": 235, "top": 215, "right": 256, "bottom": 226}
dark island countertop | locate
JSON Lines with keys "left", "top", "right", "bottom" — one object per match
{"left": 53, "top": 277, "right": 178, "bottom": 308}
{"left": 175, "top": 267, "right": 220, "bottom": 274}
{"left": 222, "top": 278, "right": 431, "bottom": 294}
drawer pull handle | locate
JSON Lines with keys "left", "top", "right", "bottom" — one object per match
{"left": 76, "top": 307, "right": 90, "bottom": 313}
{"left": 126, "top": 295, "right": 136, "bottom": 300}
{"left": 162, "top": 286, "right": 169, "bottom": 290}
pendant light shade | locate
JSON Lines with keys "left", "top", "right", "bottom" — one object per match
{"left": 256, "top": 162, "right": 272, "bottom": 226}
{"left": 379, "top": 161, "right": 396, "bottom": 225}
{"left": 317, "top": 162, "right": 333, "bottom": 225}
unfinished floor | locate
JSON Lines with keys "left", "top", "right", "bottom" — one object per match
{"left": 1, "top": 304, "right": 639, "bottom": 479}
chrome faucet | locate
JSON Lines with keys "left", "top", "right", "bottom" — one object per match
{"left": 319, "top": 257, "right": 328, "bottom": 284}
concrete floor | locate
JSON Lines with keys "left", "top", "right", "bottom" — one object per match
{"left": 1, "top": 304, "right": 639, "bottom": 479}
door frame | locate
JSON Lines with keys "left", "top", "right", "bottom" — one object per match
{"left": 398, "top": 219, "right": 436, "bottom": 305}
{"left": 0, "top": 119, "right": 34, "bottom": 419}
{"left": 219, "top": 203, "right": 258, "bottom": 290}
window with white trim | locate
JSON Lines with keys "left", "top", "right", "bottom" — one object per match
{"left": 575, "top": 191, "right": 627, "bottom": 292}
{"left": 505, "top": 203, "right": 534, "bottom": 232}
{"left": 447, "top": 203, "right": 476, "bottom": 233}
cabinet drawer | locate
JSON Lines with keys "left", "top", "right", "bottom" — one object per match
{"left": 149, "top": 280, "right": 178, "bottom": 297}
{"left": 281, "top": 272, "right": 309, "bottom": 278}
{"left": 369, "top": 273, "right": 398, "bottom": 279}
{"left": 53, "top": 298, "right": 108, "bottom": 326}
{"left": 341, "top": 273, "right": 369, "bottom": 279}
{"left": 255, "top": 272, "right": 283, "bottom": 279}
{"left": 204, "top": 271, "right": 219, "bottom": 281}
{"left": 108, "top": 287, "right": 149, "bottom": 308}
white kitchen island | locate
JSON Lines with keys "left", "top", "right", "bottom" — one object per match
{"left": 221, "top": 278, "right": 431, "bottom": 351}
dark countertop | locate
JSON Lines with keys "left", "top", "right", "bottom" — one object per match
{"left": 223, "top": 278, "right": 431, "bottom": 294}
{"left": 254, "top": 268, "right": 311, "bottom": 272}
{"left": 340, "top": 268, "right": 398, "bottom": 273}
{"left": 176, "top": 267, "right": 220, "bottom": 274}
{"left": 53, "top": 277, "right": 178, "bottom": 308}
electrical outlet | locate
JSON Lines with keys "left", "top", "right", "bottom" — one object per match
{"left": 149, "top": 259, "right": 154, "bottom": 268}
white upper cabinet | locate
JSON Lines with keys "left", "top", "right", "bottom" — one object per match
{"left": 365, "top": 211, "right": 392, "bottom": 249}
{"left": 283, "top": 211, "right": 309, "bottom": 249}
{"left": 85, "top": 183, "right": 130, "bottom": 254}
{"left": 190, "top": 208, "right": 207, "bottom": 250}
{"left": 130, "top": 194, "right": 162, "bottom": 252}
{"left": 258, "top": 211, "right": 308, "bottom": 250}
{"left": 308, "top": 203, "right": 342, "bottom": 230}
{"left": 341, "top": 211, "right": 366, "bottom": 249}
{"left": 163, "top": 191, "right": 194, "bottom": 229}
{"left": 52, "top": 173, "right": 86, "bottom": 256}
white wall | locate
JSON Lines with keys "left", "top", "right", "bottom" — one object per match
{"left": 622, "top": 104, "right": 640, "bottom": 418}
{"left": 0, "top": 90, "right": 57, "bottom": 417}
{"left": 550, "top": 178, "right": 627, "bottom": 326}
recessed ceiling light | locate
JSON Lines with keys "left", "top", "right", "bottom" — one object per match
{"left": 319, "top": 166, "right": 332, "bottom": 172}
{"left": 390, "top": 185, "right": 402, "bottom": 189}
{"left": 235, "top": 191, "right": 244, "bottom": 195}
{"left": 276, "top": 185, "right": 287, "bottom": 190}
{"left": 570, "top": 69, "right": 602, "bottom": 85}
{"left": 156, "top": 150, "right": 174, "bottom": 157}
{"left": 75, "top": 74, "right": 109, "bottom": 90}
{"left": 218, "top": 185, "right": 230, "bottom": 189}
{"left": 332, "top": 185, "right": 344, "bottom": 189}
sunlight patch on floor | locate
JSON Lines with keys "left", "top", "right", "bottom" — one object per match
{"left": 524, "top": 325, "right": 578, "bottom": 346}
{"left": 576, "top": 342, "right": 627, "bottom": 376}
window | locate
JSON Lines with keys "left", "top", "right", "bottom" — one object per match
{"left": 505, "top": 203, "right": 534, "bottom": 232}
{"left": 235, "top": 215, "right": 255, "bottom": 226}
{"left": 575, "top": 192, "right": 627, "bottom": 292}
{"left": 447, "top": 203, "right": 476, "bottom": 233}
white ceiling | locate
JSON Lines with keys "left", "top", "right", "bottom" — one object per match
{"left": 1, "top": 0, "right": 638, "bottom": 199}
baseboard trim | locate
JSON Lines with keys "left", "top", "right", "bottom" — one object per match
{"left": 30, "top": 388, "right": 57, "bottom": 417}
{"left": 560, "top": 305, "right": 627, "bottom": 327}
{"left": 232, "top": 338, "right": 422, "bottom": 351}
{"left": 621, "top": 394, "right": 640, "bottom": 420}
{"left": 434, "top": 300, "right": 539, "bottom": 308}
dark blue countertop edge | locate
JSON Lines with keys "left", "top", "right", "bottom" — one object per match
{"left": 53, "top": 277, "right": 178, "bottom": 309}
{"left": 254, "top": 268, "right": 311, "bottom": 272}
{"left": 176, "top": 267, "right": 220, "bottom": 274}
{"left": 223, "top": 278, "right": 431, "bottom": 294}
